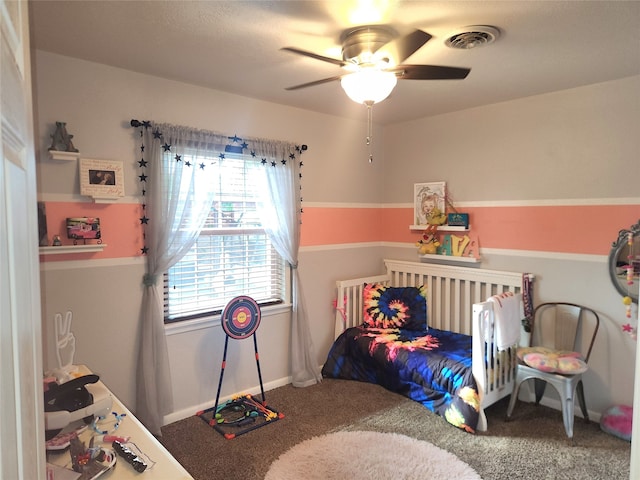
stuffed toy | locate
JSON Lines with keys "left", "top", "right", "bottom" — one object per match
{"left": 416, "top": 224, "right": 440, "bottom": 255}
{"left": 426, "top": 206, "right": 447, "bottom": 226}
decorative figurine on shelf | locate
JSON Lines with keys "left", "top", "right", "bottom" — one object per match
{"left": 416, "top": 224, "right": 440, "bottom": 255}
{"left": 52, "top": 234, "right": 62, "bottom": 246}
{"left": 426, "top": 206, "right": 447, "bottom": 226}
{"left": 48, "top": 121, "right": 79, "bottom": 152}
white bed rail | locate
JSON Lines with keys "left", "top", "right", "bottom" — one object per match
{"left": 334, "top": 259, "right": 533, "bottom": 431}
{"left": 472, "top": 299, "right": 521, "bottom": 431}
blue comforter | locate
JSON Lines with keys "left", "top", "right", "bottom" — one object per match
{"left": 321, "top": 325, "right": 481, "bottom": 432}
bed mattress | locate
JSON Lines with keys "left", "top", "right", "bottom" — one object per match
{"left": 321, "top": 325, "right": 480, "bottom": 432}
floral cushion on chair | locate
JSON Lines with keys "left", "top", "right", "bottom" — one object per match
{"left": 362, "top": 284, "right": 427, "bottom": 331}
{"left": 520, "top": 348, "right": 588, "bottom": 375}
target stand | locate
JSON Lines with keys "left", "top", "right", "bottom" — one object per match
{"left": 196, "top": 296, "right": 283, "bottom": 439}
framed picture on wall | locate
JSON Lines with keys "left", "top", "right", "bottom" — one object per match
{"left": 37, "top": 201, "right": 48, "bottom": 246}
{"left": 414, "top": 182, "right": 446, "bottom": 226}
{"left": 79, "top": 158, "right": 124, "bottom": 200}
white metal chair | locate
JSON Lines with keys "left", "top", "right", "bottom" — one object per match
{"left": 506, "top": 302, "right": 600, "bottom": 438}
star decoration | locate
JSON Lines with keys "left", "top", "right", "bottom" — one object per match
{"left": 185, "top": 160, "right": 191, "bottom": 167}
{"left": 162, "top": 143, "right": 171, "bottom": 152}
{"left": 623, "top": 323, "right": 633, "bottom": 332}
{"left": 141, "top": 246, "right": 149, "bottom": 254}
{"left": 271, "top": 161, "right": 276, "bottom": 167}
{"left": 281, "top": 159, "right": 287, "bottom": 165}
{"left": 142, "top": 203, "right": 146, "bottom": 210}
{"left": 250, "top": 151, "right": 257, "bottom": 157}
{"left": 289, "top": 153, "right": 295, "bottom": 160}
{"left": 199, "top": 163, "right": 205, "bottom": 170}
{"left": 153, "top": 129, "right": 162, "bottom": 139}
{"left": 140, "top": 145, "right": 145, "bottom": 152}
{"left": 139, "top": 173, "right": 148, "bottom": 182}
{"left": 140, "top": 216, "right": 149, "bottom": 224}
{"left": 142, "top": 188, "right": 146, "bottom": 196}
{"left": 218, "top": 153, "right": 225, "bottom": 160}
{"left": 138, "top": 158, "right": 147, "bottom": 168}
{"left": 229, "top": 134, "right": 241, "bottom": 143}
{"left": 299, "top": 161, "right": 303, "bottom": 167}
{"left": 299, "top": 173, "right": 303, "bottom": 179}
{"left": 261, "top": 158, "right": 267, "bottom": 165}
{"left": 142, "top": 121, "right": 151, "bottom": 129}
{"left": 175, "top": 154, "right": 182, "bottom": 162}
{"left": 241, "top": 142, "right": 249, "bottom": 150}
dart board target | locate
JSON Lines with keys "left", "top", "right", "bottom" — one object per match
{"left": 221, "top": 296, "right": 261, "bottom": 339}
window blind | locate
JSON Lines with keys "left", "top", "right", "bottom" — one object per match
{"left": 164, "top": 155, "right": 285, "bottom": 322}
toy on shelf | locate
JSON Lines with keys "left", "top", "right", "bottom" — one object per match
{"left": 48, "top": 121, "right": 79, "bottom": 153}
{"left": 416, "top": 224, "right": 440, "bottom": 255}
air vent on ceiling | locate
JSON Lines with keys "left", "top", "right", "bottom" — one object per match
{"left": 445, "top": 26, "right": 500, "bottom": 50}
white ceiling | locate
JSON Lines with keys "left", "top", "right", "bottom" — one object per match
{"left": 29, "top": 0, "right": 640, "bottom": 125}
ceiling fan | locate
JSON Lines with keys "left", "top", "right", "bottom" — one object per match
{"left": 281, "top": 26, "right": 471, "bottom": 105}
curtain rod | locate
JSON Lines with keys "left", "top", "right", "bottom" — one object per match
{"left": 129, "top": 119, "right": 308, "bottom": 152}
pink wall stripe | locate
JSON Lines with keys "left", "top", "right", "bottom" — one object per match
{"left": 302, "top": 205, "right": 640, "bottom": 255}
{"left": 300, "top": 207, "right": 381, "bottom": 246}
{"left": 39, "top": 202, "right": 143, "bottom": 262}
{"left": 39, "top": 202, "right": 639, "bottom": 261}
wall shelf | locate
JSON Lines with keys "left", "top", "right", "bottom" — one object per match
{"left": 419, "top": 254, "right": 480, "bottom": 265}
{"left": 410, "top": 225, "right": 471, "bottom": 232}
{"left": 88, "top": 196, "right": 122, "bottom": 204}
{"left": 48, "top": 150, "right": 80, "bottom": 162}
{"left": 39, "top": 244, "right": 106, "bottom": 255}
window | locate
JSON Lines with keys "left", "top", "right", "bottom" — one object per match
{"left": 164, "top": 154, "right": 285, "bottom": 323}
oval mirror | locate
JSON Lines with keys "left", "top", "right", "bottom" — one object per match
{"left": 608, "top": 220, "right": 640, "bottom": 304}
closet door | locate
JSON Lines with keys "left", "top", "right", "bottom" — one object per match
{"left": 0, "top": 1, "right": 45, "bottom": 478}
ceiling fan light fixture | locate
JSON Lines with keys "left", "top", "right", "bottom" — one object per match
{"left": 340, "top": 68, "right": 397, "bottom": 104}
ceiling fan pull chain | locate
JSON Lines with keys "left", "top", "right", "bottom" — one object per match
{"left": 366, "top": 102, "right": 373, "bottom": 163}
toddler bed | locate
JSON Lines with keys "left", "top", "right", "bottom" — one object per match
{"left": 322, "top": 259, "right": 533, "bottom": 433}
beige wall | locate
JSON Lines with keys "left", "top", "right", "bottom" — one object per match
{"left": 382, "top": 76, "right": 640, "bottom": 203}
{"left": 35, "top": 49, "right": 639, "bottom": 424}
{"left": 381, "top": 76, "right": 640, "bottom": 414}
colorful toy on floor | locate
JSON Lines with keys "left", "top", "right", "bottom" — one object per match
{"left": 196, "top": 296, "right": 283, "bottom": 439}
{"left": 600, "top": 405, "right": 632, "bottom": 441}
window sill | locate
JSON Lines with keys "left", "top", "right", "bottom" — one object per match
{"left": 164, "top": 302, "right": 293, "bottom": 336}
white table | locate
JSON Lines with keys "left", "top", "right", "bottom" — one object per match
{"left": 46, "top": 366, "right": 193, "bottom": 479}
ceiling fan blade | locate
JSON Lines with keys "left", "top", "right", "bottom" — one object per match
{"left": 281, "top": 47, "right": 346, "bottom": 67}
{"left": 375, "top": 29, "right": 432, "bottom": 64}
{"left": 284, "top": 74, "right": 345, "bottom": 91}
{"left": 391, "top": 64, "right": 471, "bottom": 80}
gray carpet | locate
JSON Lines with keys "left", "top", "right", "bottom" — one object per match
{"left": 160, "top": 379, "right": 630, "bottom": 480}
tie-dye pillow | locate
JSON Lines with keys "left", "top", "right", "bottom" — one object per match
{"left": 363, "top": 283, "right": 427, "bottom": 330}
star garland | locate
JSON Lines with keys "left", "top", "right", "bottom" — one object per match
{"left": 130, "top": 119, "right": 307, "bottom": 257}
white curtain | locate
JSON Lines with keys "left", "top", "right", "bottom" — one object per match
{"left": 255, "top": 140, "right": 322, "bottom": 387}
{"left": 136, "top": 124, "right": 218, "bottom": 434}
{"left": 134, "top": 122, "right": 319, "bottom": 434}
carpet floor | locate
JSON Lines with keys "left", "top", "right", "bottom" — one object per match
{"left": 160, "top": 379, "right": 630, "bottom": 480}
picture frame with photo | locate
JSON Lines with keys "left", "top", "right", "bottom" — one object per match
{"left": 79, "top": 158, "right": 124, "bottom": 200}
{"left": 414, "top": 182, "right": 446, "bottom": 226}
